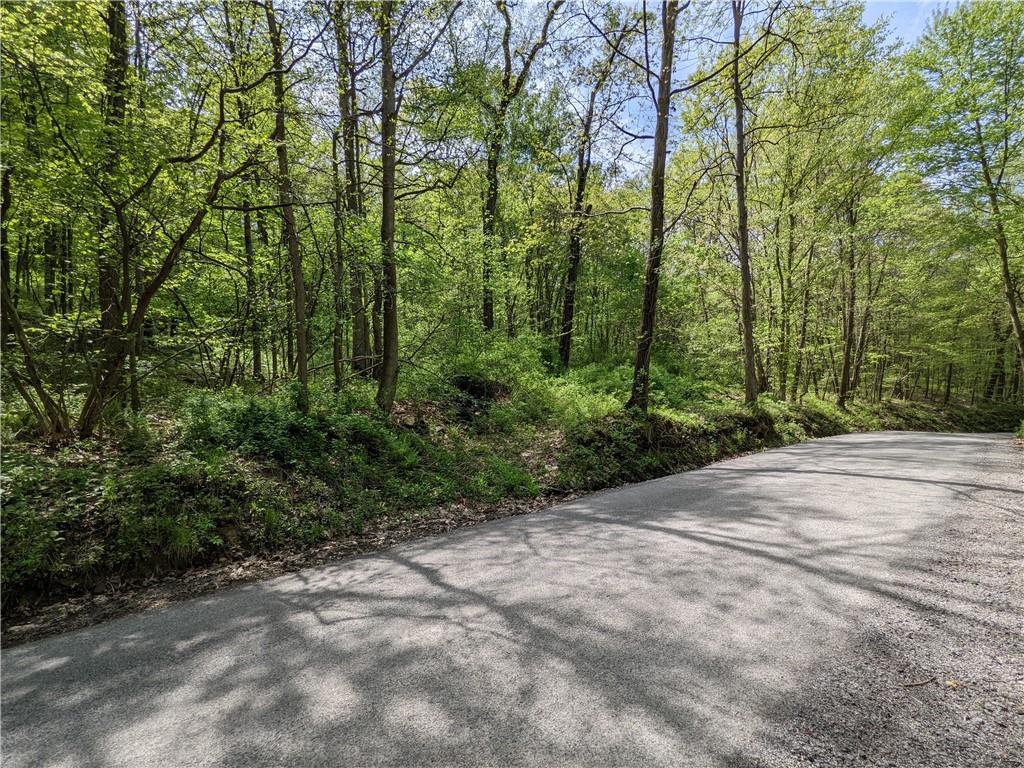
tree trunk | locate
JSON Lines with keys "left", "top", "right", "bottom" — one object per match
{"left": 243, "top": 200, "right": 262, "bottom": 379}
{"left": 332, "top": 0, "right": 370, "bottom": 375}
{"left": 371, "top": 271, "right": 382, "bottom": 370}
{"left": 559, "top": 213, "right": 585, "bottom": 370}
{"left": 482, "top": 134, "right": 500, "bottom": 331}
{"left": 790, "top": 244, "right": 815, "bottom": 402}
{"left": 94, "top": 0, "right": 129, "bottom": 413}
{"left": 976, "top": 124, "right": 1024, "bottom": 380}
{"left": 330, "top": 131, "right": 346, "bottom": 390}
{"left": 43, "top": 226, "right": 58, "bottom": 315}
{"left": 1, "top": 165, "right": 12, "bottom": 344}
{"left": 375, "top": 0, "right": 399, "bottom": 413}
{"left": 1009, "top": 352, "right": 1021, "bottom": 402}
{"left": 776, "top": 207, "right": 795, "bottom": 399}
{"left": 559, "top": 87, "right": 597, "bottom": 369}
{"left": 59, "top": 224, "right": 72, "bottom": 315}
{"left": 626, "top": 1, "right": 678, "bottom": 412}
{"left": 837, "top": 205, "right": 857, "bottom": 409}
{"left": 983, "top": 318, "right": 1009, "bottom": 401}
{"left": 731, "top": 0, "right": 757, "bottom": 405}
{"left": 994, "top": 224, "right": 1024, "bottom": 378}
{"left": 222, "top": 1, "right": 261, "bottom": 380}
{"left": 265, "top": 0, "right": 308, "bottom": 411}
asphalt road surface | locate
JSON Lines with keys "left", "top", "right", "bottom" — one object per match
{"left": 3, "top": 432, "right": 1022, "bottom": 767}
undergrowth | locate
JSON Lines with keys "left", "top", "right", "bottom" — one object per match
{"left": 3, "top": 344, "right": 1021, "bottom": 610}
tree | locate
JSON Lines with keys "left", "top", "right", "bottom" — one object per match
{"left": 374, "top": 0, "right": 459, "bottom": 414}
{"left": 330, "top": 0, "right": 372, "bottom": 378}
{"left": 731, "top": 0, "right": 759, "bottom": 404}
{"left": 626, "top": 1, "right": 684, "bottom": 411}
{"left": 1, "top": 0, "right": 1020, "bottom": 446}
{"left": 474, "top": 0, "right": 564, "bottom": 332}
{"left": 557, "top": 13, "right": 635, "bottom": 371}
{"left": 263, "top": 0, "right": 309, "bottom": 412}
{"left": 911, "top": 1, "right": 1024, "bottom": 378}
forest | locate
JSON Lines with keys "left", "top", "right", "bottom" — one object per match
{"left": 1, "top": 0, "right": 1022, "bottom": 622}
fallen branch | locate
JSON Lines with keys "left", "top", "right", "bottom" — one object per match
{"left": 901, "top": 677, "right": 937, "bottom": 688}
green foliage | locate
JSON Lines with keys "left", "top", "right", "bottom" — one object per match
{"left": 470, "top": 456, "right": 540, "bottom": 500}
{"left": 443, "top": 334, "right": 549, "bottom": 390}
{"left": 0, "top": 445, "right": 293, "bottom": 603}
{"left": 0, "top": 452, "right": 79, "bottom": 597}
{"left": 567, "top": 362, "right": 714, "bottom": 410}
{"left": 110, "top": 412, "right": 159, "bottom": 459}
{"left": 559, "top": 405, "right": 779, "bottom": 491}
{"left": 109, "top": 457, "right": 245, "bottom": 566}
{"left": 558, "top": 394, "right": 1024, "bottom": 492}
{"left": 182, "top": 390, "right": 464, "bottom": 511}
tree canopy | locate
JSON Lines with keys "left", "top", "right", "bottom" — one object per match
{"left": 1, "top": 0, "right": 1021, "bottom": 432}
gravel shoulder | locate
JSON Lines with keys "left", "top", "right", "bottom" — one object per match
{"left": 749, "top": 435, "right": 1024, "bottom": 767}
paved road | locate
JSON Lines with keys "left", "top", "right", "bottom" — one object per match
{"left": 3, "top": 432, "right": 1021, "bottom": 767}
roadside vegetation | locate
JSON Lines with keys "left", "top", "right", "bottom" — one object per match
{"left": 4, "top": 339, "right": 1021, "bottom": 612}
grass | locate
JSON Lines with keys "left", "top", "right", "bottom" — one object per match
{"left": 3, "top": 346, "right": 1022, "bottom": 611}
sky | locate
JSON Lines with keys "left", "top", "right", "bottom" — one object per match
{"left": 860, "top": 0, "right": 952, "bottom": 43}
{"left": 586, "top": 0, "right": 959, "bottom": 176}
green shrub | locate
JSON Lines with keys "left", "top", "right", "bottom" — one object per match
{"left": 181, "top": 388, "right": 539, "bottom": 518}
{"left": 112, "top": 411, "right": 159, "bottom": 458}
{"left": 444, "top": 334, "right": 548, "bottom": 385}
{"left": 0, "top": 444, "right": 298, "bottom": 603}
{"left": 184, "top": 391, "right": 330, "bottom": 466}
{"left": 558, "top": 406, "right": 780, "bottom": 491}
{"left": 472, "top": 456, "right": 539, "bottom": 500}
{"left": 110, "top": 456, "right": 242, "bottom": 566}
{"left": 566, "top": 362, "right": 713, "bottom": 411}
{"left": 791, "top": 397, "right": 858, "bottom": 436}
{"left": 0, "top": 452, "right": 75, "bottom": 596}
{"left": 0, "top": 446, "right": 130, "bottom": 596}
